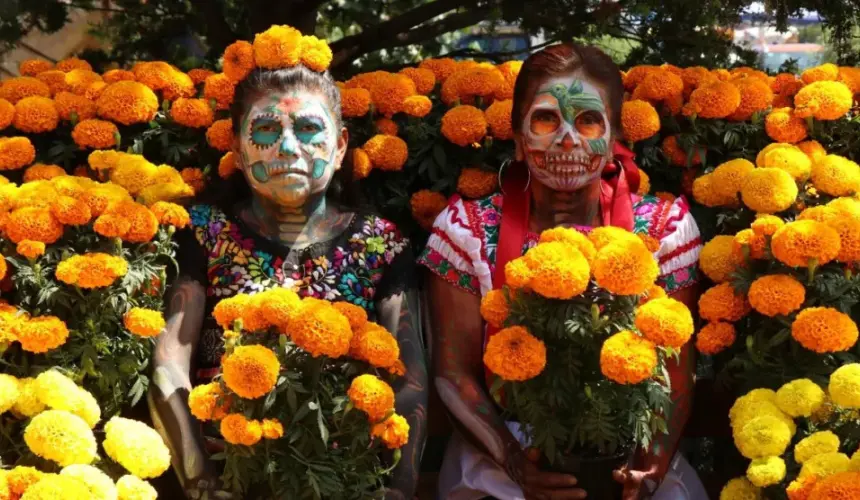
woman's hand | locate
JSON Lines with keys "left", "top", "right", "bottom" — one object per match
{"left": 613, "top": 463, "right": 658, "bottom": 500}
{"left": 185, "top": 474, "right": 233, "bottom": 500}
{"left": 510, "top": 447, "right": 587, "bottom": 500}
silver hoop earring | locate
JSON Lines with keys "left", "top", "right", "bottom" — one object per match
{"left": 498, "top": 159, "right": 530, "bottom": 196}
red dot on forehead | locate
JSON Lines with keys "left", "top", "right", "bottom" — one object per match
{"left": 276, "top": 96, "right": 302, "bottom": 113}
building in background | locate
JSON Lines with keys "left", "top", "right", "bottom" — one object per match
{"left": 734, "top": 9, "right": 827, "bottom": 71}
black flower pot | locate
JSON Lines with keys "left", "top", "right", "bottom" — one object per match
{"left": 546, "top": 447, "right": 633, "bottom": 500}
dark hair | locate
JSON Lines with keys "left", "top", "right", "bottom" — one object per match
{"left": 512, "top": 43, "right": 624, "bottom": 135}
{"left": 201, "top": 65, "right": 361, "bottom": 210}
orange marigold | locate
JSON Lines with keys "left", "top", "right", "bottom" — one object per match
{"left": 772, "top": 220, "right": 840, "bottom": 268}
{"left": 352, "top": 148, "right": 373, "bottom": 180}
{"left": 375, "top": 117, "right": 399, "bottom": 136}
{"left": 71, "top": 119, "right": 118, "bottom": 149}
{"left": 522, "top": 241, "right": 591, "bottom": 299}
{"left": 55, "top": 253, "right": 128, "bottom": 288}
{"left": 332, "top": 301, "right": 368, "bottom": 331}
{"left": 0, "top": 98, "right": 13, "bottom": 129}
{"left": 807, "top": 471, "right": 860, "bottom": 500}
{"left": 495, "top": 61, "right": 522, "bottom": 100}
{"left": 766, "top": 107, "right": 808, "bottom": 144}
{"left": 372, "top": 414, "right": 410, "bottom": 449}
{"left": 123, "top": 307, "right": 165, "bottom": 337}
{"left": 401, "top": 95, "right": 433, "bottom": 118}
{"left": 288, "top": 300, "right": 353, "bottom": 358}
{"left": 222, "top": 345, "right": 280, "bottom": 399}
{"left": 188, "top": 382, "right": 231, "bottom": 421}
{"left": 539, "top": 227, "right": 597, "bottom": 264}
{"left": 457, "top": 66, "right": 505, "bottom": 101}
{"left": 19, "top": 59, "right": 53, "bottom": 76}
{"left": 188, "top": 68, "right": 215, "bottom": 85}
{"left": 710, "top": 158, "right": 755, "bottom": 203}
{"left": 253, "top": 25, "right": 302, "bottom": 69}
{"left": 683, "top": 81, "right": 741, "bottom": 119}
{"left": 699, "top": 283, "right": 750, "bottom": 322}
{"left": 350, "top": 322, "right": 400, "bottom": 369}
{"left": 96, "top": 81, "right": 159, "bottom": 125}
{"left": 484, "top": 326, "right": 546, "bottom": 382}
{"left": 23, "top": 163, "right": 66, "bottom": 182}
{"left": 418, "top": 58, "right": 458, "bottom": 83}
{"left": 371, "top": 73, "right": 416, "bottom": 117}
{"left": 203, "top": 73, "right": 235, "bottom": 111}
{"left": 218, "top": 151, "right": 238, "bottom": 179}
{"left": 102, "top": 69, "right": 136, "bottom": 84}
{"left": 220, "top": 414, "right": 262, "bottom": 446}
{"left": 639, "top": 69, "right": 684, "bottom": 101}
{"left": 50, "top": 196, "right": 91, "bottom": 226}
{"left": 106, "top": 200, "right": 159, "bottom": 243}
{"left": 797, "top": 140, "right": 828, "bottom": 165}
{"left": 399, "top": 67, "right": 436, "bottom": 95}
{"left": 348, "top": 374, "right": 395, "bottom": 422}
{"left": 170, "top": 98, "right": 214, "bottom": 128}
{"left": 662, "top": 135, "right": 703, "bottom": 167}
{"left": 751, "top": 215, "right": 785, "bottom": 237}
{"left": 410, "top": 189, "right": 447, "bottom": 231}
{"left": 794, "top": 81, "right": 853, "bottom": 121}
{"left": 53, "top": 92, "right": 96, "bottom": 121}
{"left": 256, "top": 287, "right": 303, "bottom": 330}
{"left": 298, "top": 35, "right": 333, "bottom": 73}
{"left": 700, "top": 235, "right": 742, "bottom": 283}
{"left": 363, "top": 134, "right": 408, "bottom": 172}
{"left": 35, "top": 71, "right": 68, "bottom": 96}
{"left": 213, "top": 294, "right": 250, "bottom": 330}
{"left": 56, "top": 58, "right": 91, "bottom": 72}
{"left": 14, "top": 316, "right": 69, "bottom": 353}
{"left": 340, "top": 88, "right": 371, "bottom": 118}
{"left": 480, "top": 289, "right": 509, "bottom": 329}
{"left": 0, "top": 77, "right": 51, "bottom": 103}
{"left": 593, "top": 238, "right": 658, "bottom": 296}
{"left": 749, "top": 275, "right": 806, "bottom": 317}
{"left": 0, "top": 136, "right": 35, "bottom": 170}
{"left": 802, "top": 63, "right": 840, "bottom": 84}
{"left": 161, "top": 70, "right": 195, "bottom": 101}
{"left": 262, "top": 418, "right": 284, "bottom": 439}
{"left": 150, "top": 201, "right": 190, "bottom": 228}
{"left": 484, "top": 99, "right": 513, "bottom": 140}
{"left": 206, "top": 119, "right": 233, "bottom": 152}
{"left": 93, "top": 213, "right": 130, "bottom": 238}
{"left": 180, "top": 167, "right": 205, "bottom": 194}
{"left": 771, "top": 73, "right": 803, "bottom": 95}
{"left": 792, "top": 307, "right": 858, "bottom": 353}
{"left": 600, "top": 330, "right": 657, "bottom": 385}
{"left": 13, "top": 96, "right": 58, "bottom": 133}
{"left": 6, "top": 207, "right": 63, "bottom": 244}
{"left": 222, "top": 40, "right": 255, "bottom": 83}
{"left": 621, "top": 100, "right": 660, "bottom": 142}
{"left": 811, "top": 155, "right": 860, "bottom": 197}
{"left": 695, "top": 322, "right": 736, "bottom": 355}
{"left": 16, "top": 240, "right": 45, "bottom": 259}
{"left": 457, "top": 168, "right": 497, "bottom": 199}
{"left": 729, "top": 78, "right": 774, "bottom": 121}
{"left": 441, "top": 105, "right": 487, "bottom": 147}
{"left": 624, "top": 66, "right": 659, "bottom": 90}
{"left": 64, "top": 69, "right": 103, "bottom": 96}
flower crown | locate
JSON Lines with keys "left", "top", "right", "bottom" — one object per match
{"left": 221, "top": 24, "right": 333, "bottom": 84}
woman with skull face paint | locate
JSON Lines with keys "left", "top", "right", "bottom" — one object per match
{"left": 148, "top": 63, "right": 427, "bottom": 499}
{"left": 419, "top": 44, "right": 705, "bottom": 499}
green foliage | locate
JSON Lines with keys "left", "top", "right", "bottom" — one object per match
{"left": 494, "top": 286, "right": 671, "bottom": 461}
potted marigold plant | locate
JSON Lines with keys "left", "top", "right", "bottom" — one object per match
{"left": 479, "top": 226, "right": 693, "bottom": 499}
{"left": 188, "top": 289, "right": 409, "bottom": 499}
{"left": 717, "top": 365, "right": 860, "bottom": 500}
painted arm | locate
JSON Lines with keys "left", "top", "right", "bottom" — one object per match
{"left": 147, "top": 276, "right": 230, "bottom": 499}
{"left": 377, "top": 287, "right": 428, "bottom": 500}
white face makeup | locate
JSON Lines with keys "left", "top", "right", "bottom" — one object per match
{"left": 238, "top": 90, "right": 344, "bottom": 208}
{"left": 521, "top": 74, "right": 613, "bottom": 192}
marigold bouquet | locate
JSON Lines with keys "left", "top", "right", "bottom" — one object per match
{"left": 0, "top": 367, "right": 170, "bottom": 500}
{"left": 718, "top": 365, "right": 860, "bottom": 500}
{"left": 187, "top": 289, "right": 409, "bottom": 499}
{"left": 479, "top": 226, "right": 692, "bottom": 471}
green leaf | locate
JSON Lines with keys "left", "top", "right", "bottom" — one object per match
{"left": 317, "top": 409, "right": 329, "bottom": 444}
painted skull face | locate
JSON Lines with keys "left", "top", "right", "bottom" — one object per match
{"left": 521, "top": 75, "right": 612, "bottom": 192}
{"left": 239, "top": 90, "right": 343, "bottom": 207}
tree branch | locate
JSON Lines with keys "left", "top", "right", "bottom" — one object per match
{"left": 187, "top": 0, "right": 238, "bottom": 53}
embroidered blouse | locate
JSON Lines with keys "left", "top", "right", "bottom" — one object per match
{"left": 418, "top": 192, "right": 702, "bottom": 297}
{"left": 177, "top": 204, "right": 413, "bottom": 382}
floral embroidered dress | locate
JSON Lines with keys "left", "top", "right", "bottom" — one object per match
{"left": 178, "top": 204, "right": 412, "bottom": 382}
{"left": 419, "top": 192, "right": 702, "bottom": 298}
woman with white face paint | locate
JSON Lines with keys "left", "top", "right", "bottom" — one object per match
{"left": 419, "top": 44, "right": 706, "bottom": 500}
{"left": 148, "top": 63, "right": 427, "bottom": 499}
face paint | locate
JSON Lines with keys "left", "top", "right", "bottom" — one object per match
{"left": 521, "top": 74, "right": 613, "bottom": 192}
{"left": 239, "top": 90, "right": 341, "bottom": 208}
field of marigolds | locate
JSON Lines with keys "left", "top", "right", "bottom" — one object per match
{"left": 0, "top": 30, "right": 859, "bottom": 499}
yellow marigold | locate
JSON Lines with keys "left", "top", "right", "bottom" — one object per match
{"left": 348, "top": 374, "right": 395, "bottom": 422}
{"left": 188, "top": 68, "right": 215, "bottom": 86}
{"left": 734, "top": 414, "right": 793, "bottom": 459}
{"left": 81, "top": 183, "right": 131, "bottom": 216}
{"left": 35, "top": 70, "right": 68, "bottom": 96}
{"left": 19, "top": 59, "right": 53, "bottom": 76}
{"left": 54, "top": 92, "right": 97, "bottom": 122}
{"left": 60, "top": 464, "right": 117, "bottom": 500}
{"left": 829, "top": 363, "right": 860, "bottom": 409}
{"left": 766, "top": 107, "right": 808, "bottom": 144}
{"left": 483, "top": 325, "right": 546, "bottom": 382}
{"left": 826, "top": 218, "right": 860, "bottom": 262}
{"left": 494, "top": 61, "right": 521, "bottom": 100}
{"left": 7, "top": 377, "right": 40, "bottom": 420}
{"left": 775, "top": 378, "right": 825, "bottom": 418}
{"left": 795, "top": 431, "right": 841, "bottom": 464}
{"left": 587, "top": 225, "right": 641, "bottom": 251}
{"left": 728, "top": 78, "right": 774, "bottom": 121}
{"left": 0, "top": 76, "right": 51, "bottom": 104}
{"left": 759, "top": 146, "right": 812, "bottom": 182}
{"left": 418, "top": 58, "right": 458, "bottom": 83}
{"left": 219, "top": 413, "right": 263, "bottom": 446}
{"left": 399, "top": 67, "right": 436, "bottom": 95}
{"left": 740, "top": 168, "right": 799, "bottom": 214}
{"left": 792, "top": 307, "right": 858, "bottom": 353}
{"left": 149, "top": 201, "right": 190, "bottom": 229}
{"left": 485, "top": 99, "right": 513, "bottom": 140}
{"left": 709, "top": 158, "right": 755, "bottom": 202}
{"left": 375, "top": 117, "right": 399, "bottom": 136}
{"left": 372, "top": 413, "right": 410, "bottom": 449}
{"left": 748, "top": 274, "right": 806, "bottom": 318}
{"left": 23, "top": 163, "right": 65, "bottom": 183}
{"left": 205, "top": 118, "right": 233, "bottom": 152}
{"left": 20, "top": 474, "right": 94, "bottom": 499}
{"left": 13, "top": 96, "right": 58, "bottom": 133}
{"left": 288, "top": 300, "right": 354, "bottom": 358}
{"left": 352, "top": 148, "right": 372, "bottom": 180}
{"left": 640, "top": 284, "right": 667, "bottom": 305}
{"left": 732, "top": 229, "right": 769, "bottom": 260}
{"left": 7, "top": 466, "right": 44, "bottom": 498}
{"left": 699, "top": 283, "right": 750, "bottom": 322}
{"left": 457, "top": 168, "right": 497, "bottom": 199}
{"left": 258, "top": 418, "right": 284, "bottom": 440}
{"left": 102, "top": 69, "right": 136, "bottom": 84}
{"left": 188, "top": 382, "right": 231, "bottom": 421}
{"left": 722, "top": 477, "right": 763, "bottom": 500}
{"left": 0, "top": 373, "right": 19, "bottom": 414}
{"left": 180, "top": 167, "right": 205, "bottom": 194}
{"left": 50, "top": 195, "right": 91, "bottom": 226}
{"left": 0, "top": 98, "right": 13, "bottom": 130}
{"left": 222, "top": 40, "right": 256, "bottom": 83}
{"left": 115, "top": 475, "right": 158, "bottom": 500}
{"left": 772, "top": 220, "right": 841, "bottom": 268}
{"left": 212, "top": 293, "right": 250, "bottom": 330}
{"left": 635, "top": 297, "right": 694, "bottom": 348}
{"left": 222, "top": 344, "right": 280, "bottom": 399}
{"left": 360, "top": 134, "right": 407, "bottom": 173}
{"left": 101, "top": 417, "right": 170, "bottom": 479}
{"left": 683, "top": 81, "right": 741, "bottom": 119}
{"left": 341, "top": 88, "right": 371, "bottom": 118}
{"left": 662, "top": 135, "right": 703, "bottom": 167}
{"left": 523, "top": 241, "right": 591, "bottom": 299}
{"left": 794, "top": 81, "right": 853, "bottom": 120}
{"left": 123, "top": 307, "right": 165, "bottom": 338}
{"left": 747, "top": 456, "right": 786, "bottom": 487}
{"left": 800, "top": 452, "right": 851, "bottom": 480}
{"left": 811, "top": 155, "right": 860, "bottom": 197}
{"left": 801, "top": 63, "right": 839, "bottom": 84}
{"left": 696, "top": 322, "right": 736, "bottom": 355}
{"left": 170, "top": 97, "right": 214, "bottom": 128}
{"left": 0, "top": 136, "right": 35, "bottom": 170}
{"left": 97, "top": 81, "right": 158, "bottom": 125}
{"left": 70, "top": 119, "right": 117, "bottom": 149}
{"left": 6, "top": 207, "right": 63, "bottom": 244}
{"left": 64, "top": 69, "right": 102, "bottom": 96}
{"left": 15, "top": 240, "right": 44, "bottom": 261}
{"left": 480, "top": 289, "right": 509, "bottom": 329}
{"left": 55, "top": 253, "right": 128, "bottom": 289}
{"left": 639, "top": 69, "right": 684, "bottom": 101}
{"left": 441, "top": 105, "right": 487, "bottom": 147}
{"left": 349, "top": 321, "right": 400, "bottom": 369}
{"left": 24, "top": 410, "right": 97, "bottom": 466}
{"left": 593, "top": 238, "right": 658, "bottom": 296}
{"left": 621, "top": 100, "right": 660, "bottom": 142}
{"left": 298, "top": 34, "right": 332, "bottom": 72}
{"left": 203, "top": 73, "right": 235, "bottom": 111}
{"left": 331, "top": 301, "right": 367, "bottom": 332}
{"left": 700, "top": 235, "right": 742, "bottom": 283}
{"left": 599, "top": 330, "right": 657, "bottom": 385}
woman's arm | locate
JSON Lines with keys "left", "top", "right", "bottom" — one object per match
{"left": 377, "top": 287, "right": 428, "bottom": 500}
{"left": 147, "top": 276, "right": 228, "bottom": 498}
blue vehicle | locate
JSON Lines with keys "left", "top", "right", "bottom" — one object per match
{"left": 454, "top": 24, "right": 544, "bottom": 60}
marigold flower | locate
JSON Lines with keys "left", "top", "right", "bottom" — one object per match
{"left": 442, "top": 105, "right": 487, "bottom": 147}
{"left": 97, "top": 81, "right": 159, "bottom": 125}
{"left": 807, "top": 471, "right": 860, "bottom": 500}
{"left": 50, "top": 195, "right": 91, "bottom": 226}
{"left": 747, "top": 274, "right": 805, "bottom": 318}
{"left": 375, "top": 117, "right": 399, "bottom": 136}
{"left": 348, "top": 374, "right": 395, "bottom": 422}
{"left": 637, "top": 169, "right": 651, "bottom": 196}
{"left": 256, "top": 418, "right": 284, "bottom": 440}
{"left": 0, "top": 136, "right": 35, "bottom": 170}
{"left": 19, "top": 59, "right": 53, "bottom": 76}
{"left": 215, "top": 152, "right": 237, "bottom": 180}
{"left": 621, "top": 100, "right": 660, "bottom": 142}
{"left": 123, "top": 307, "right": 165, "bottom": 338}
{"left": 0, "top": 76, "right": 51, "bottom": 104}
{"left": 800, "top": 452, "right": 851, "bottom": 480}
{"left": 188, "top": 382, "right": 231, "bottom": 421}
{"left": 811, "top": 155, "right": 860, "bottom": 197}
{"left": 70, "top": 119, "right": 117, "bottom": 149}
{"left": 740, "top": 168, "right": 799, "bottom": 214}
{"left": 186, "top": 68, "right": 213, "bottom": 86}
{"left": 734, "top": 414, "right": 792, "bottom": 460}
{"left": 52, "top": 92, "right": 95, "bottom": 123}
{"left": 826, "top": 218, "right": 860, "bottom": 263}
{"left": 149, "top": 201, "right": 190, "bottom": 229}
{"left": 103, "top": 416, "right": 171, "bottom": 478}
{"left": 772, "top": 72, "right": 804, "bottom": 96}
{"left": 623, "top": 66, "right": 658, "bottom": 90}
{"left": 6, "top": 466, "right": 44, "bottom": 497}
{"left": 746, "top": 456, "right": 786, "bottom": 487}
{"left": 707, "top": 158, "right": 754, "bottom": 203}
{"left": 699, "top": 235, "right": 742, "bottom": 283}
{"left": 399, "top": 67, "right": 436, "bottom": 95}
{"left": 0, "top": 373, "right": 19, "bottom": 414}
{"left": 180, "top": 167, "right": 205, "bottom": 194}
{"left": 370, "top": 72, "right": 417, "bottom": 117}
{"left": 680, "top": 66, "right": 714, "bottom": 93}
{"left": 356, "top": 135, "right": 407, "bottom": 174}
{"left": 417, "top": 58, "right": 458, "bottom": 83}
{"left": 587, "top": 225, "right": 641, "bottom": 251}
{"left": 133, "top": 61, "right": 178, "bottom": 92}
{"left": 101, "top": 69, "right": 135, "bottom": 84}
{"left": 35, "top": 70, "right": 69, "bottom": 96}
{"left": 60, "top": 464, "right": 117, "bottom": 500}
{"left": 695, "top": 322, "right": 736, "bottom": 355}
{"left": 772, "top": 220, "right": 841, "bottom": 268}
{"left": 222, "top": 40, "right": 255, "bottom": 83}
{"left": 63, "top": 69, "right": 102, "bottom": 97}
{"left": 218, "top": 414, "right": 262, "bottom": 446}
{"left": 169, "top": 97, "right": 214, "bottom": 128}
{"left": 23, "top": 163, "right": 65, "bottom": 183}
{"left": 341, "top": 88, "right": 371, "bottom": 118}
{"left": 525, "top": 241, "right": 592, "bottom": 299}
{"left": 205, "top": 118, "right": 233, "bottom": 152}
{"left": 801, "top": 63, "right": 839, "bottom": 84}
{"left": 12, "top": 96, "right": 58, "bottom": 133}
{"left": 635, "top": 298, "right": 694, "bottom": 349}
{"left": 483, "top": 326, "right": 546, "bottom": 382}
{"left": 829, "top": 363, "right": 860, "bottom": 409}
{"left": 15, "top": 239, "right": 44, "bottom": 260}
{"left": 455, "top": 168, "right": 495, "bottom": 200}
{"left": 0, "top": 99, "right": 14, "bottom": 130}
{"left": 6, "top": 206, "right": 63, "bottom": 244}
{"left": 794, "top": 81, "right": 853, "bottom": 120}
{"left": 639, "top": 69, "right": 684, "bottom": 101}
{"left": 372, "top": 414, "right": 410, "bottom": 449}
{"left": 221, "top": 344, "right": 280, "bottom": 399}
{"left": 350, "top": 148, "right": 372, "bottom": 180}
{"left": 662, "top": 135, "right": 703, "bottom": 167}
{"left": 759, "top": 145, "right": 812, "bottom": 181}
{"left": 599, "top": 330, "right": 657, "bottom": 385}
{"left": 484, "top": 99, "right": 513, "bottom": 140}
{"left": 289, "top": 299, "right": 354, "bottom": 358}
{"left": 791, "top": 307, "right": 858, "bottom": 353}
{"left": 203, "top": 73, "right": 235, "bottom": 111}
{"left": 728, "top": 78, "right": 774, "bottom": 121}
{"left": 350, "top": 322, "right": 400, "bottom": 369}
{"left": 699, "top": 283, "right": 750, "bottom": 322}
{"left": 330, "top": 302, "right": 367, "bottom": 332}
{"left": 24, "top": 410, "right": 97, "bottom": 466}
{"left": 794, "top": 431, "right": 840, "bottom": 465}
{"left": 766, "top": 107, "right": 808, "bottom": 144}
{"left": 212, "top": 293, "right": 249, "bottom": 330}
{"left": 593, "top": 238, "right": 658, "bottom": 296}
{"left": 480, "top": 289, "right": 509, "bottom": 329}
{"left": 297, "top": 35, "right": 332, "bottom": 72}
{"left": 405, "top": 189, "right": 445, "bottom": 230}
{"left": 55, "top": 253, "right": 128, "bottom": 289}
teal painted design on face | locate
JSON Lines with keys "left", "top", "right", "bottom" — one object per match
{"left": 588, "top": 138, "right": 608, "bottom": 155}
{"left": 312, "top": 158, "right": 328, "bottom": 179}
{"left": 295, "top": 116, "right": 327, "bottom": 145}
{"left": 538, "top": 80, "right": 606, "bottom": 125}
{"left": 250, "top": 116, "right": 282, "bottom": 148}
{"left": 251, "top": 161, "right": 269, "bottom": 183}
